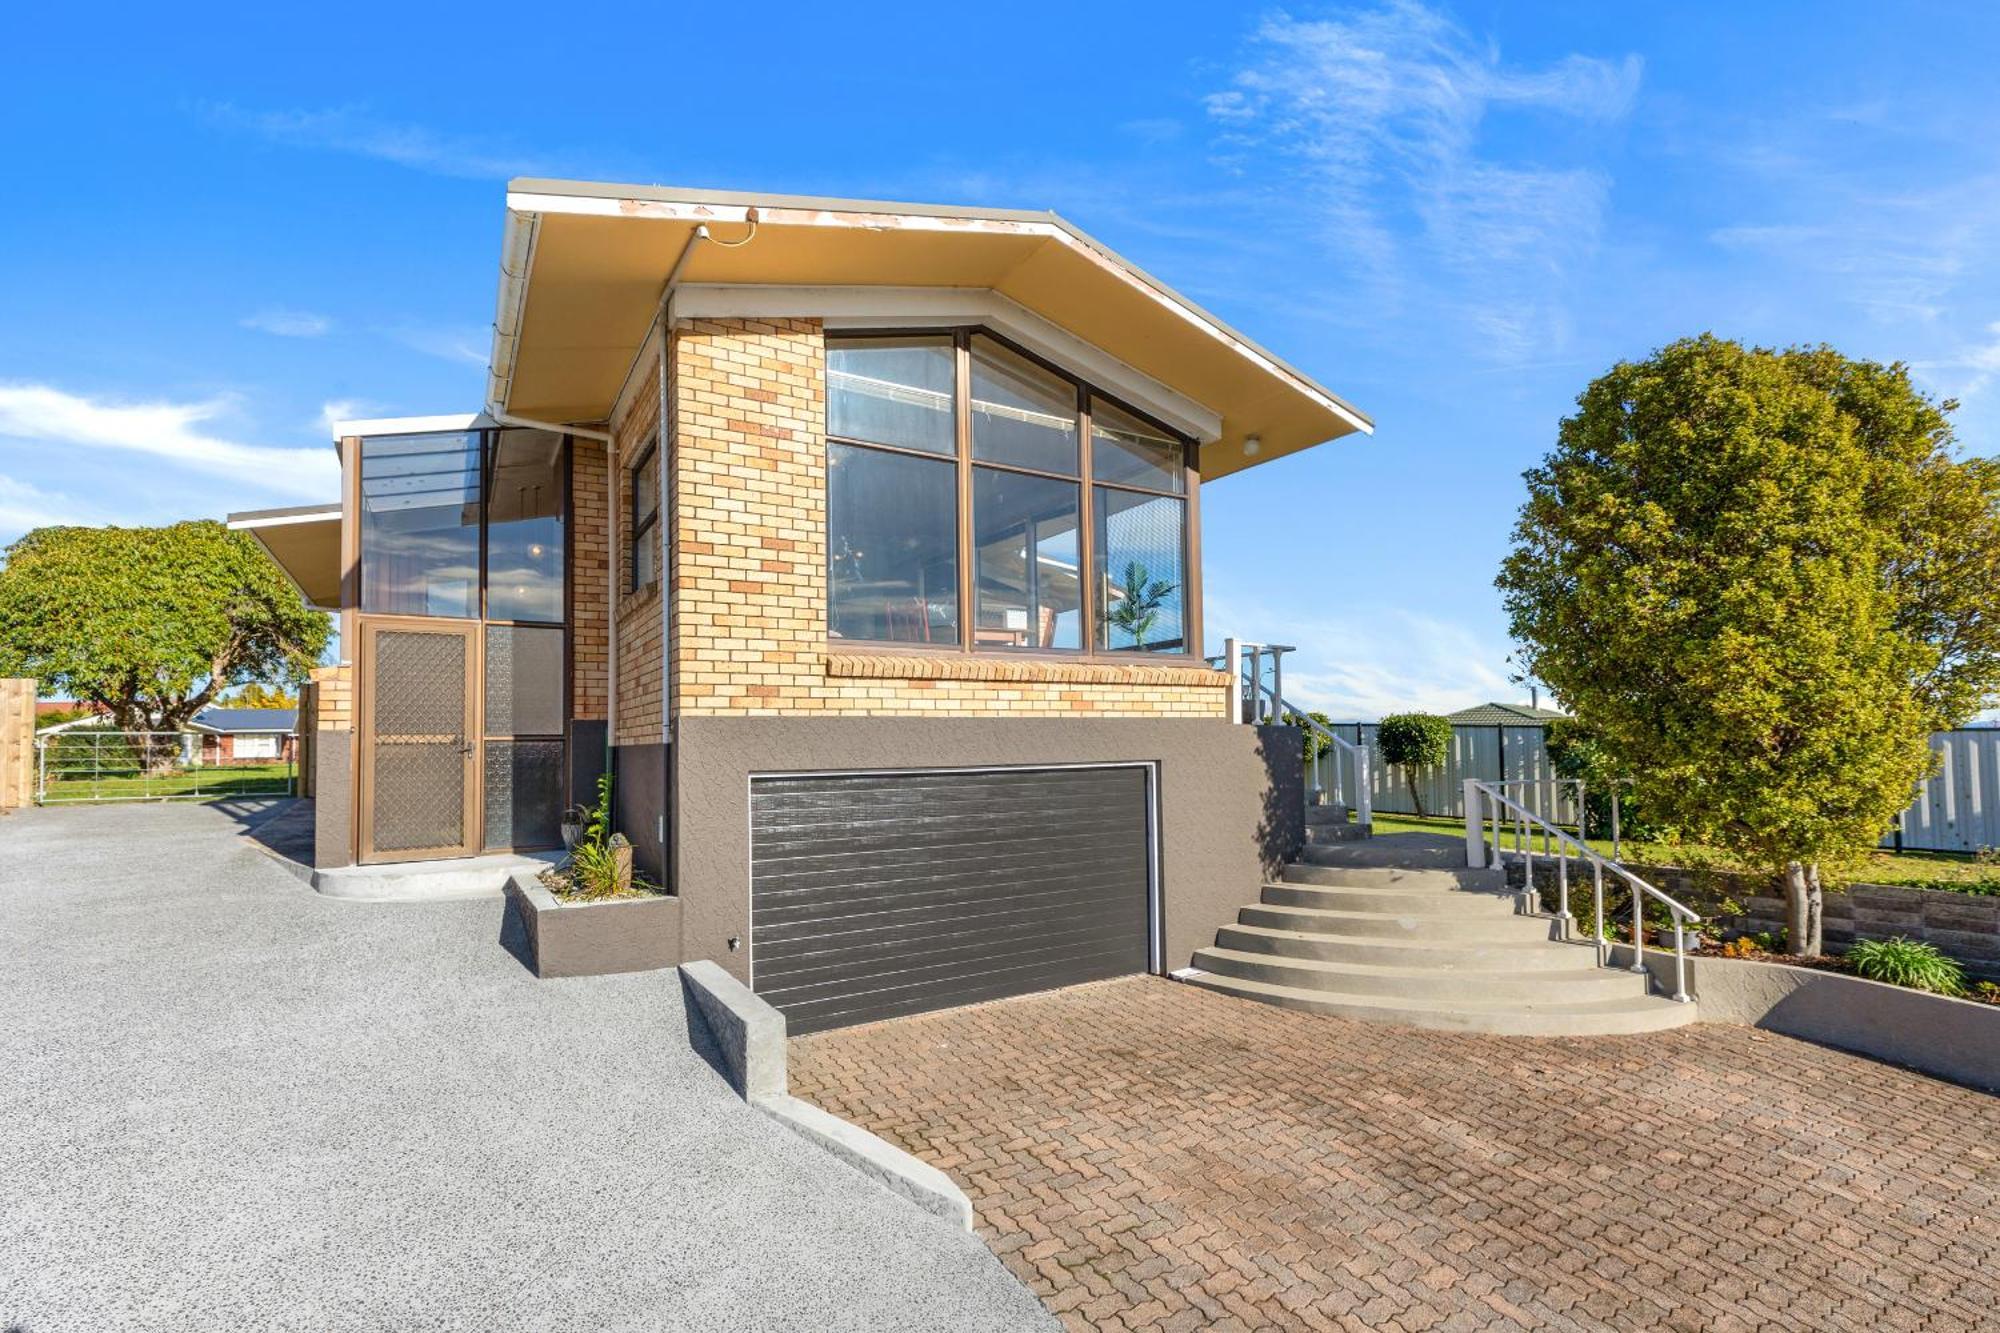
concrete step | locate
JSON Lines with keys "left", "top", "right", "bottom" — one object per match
{"left": 1236, "top": 902, "right": 1556, "bottom": 941}
{"left": 1303, "top": 803, "right": 1354, "bottom": 827}
{"left": 1261, "top": 881, "right": 1519, "bottom": 917}
{"left": 1304, "top": 823, "right": 1372, "bottom": 845}
{"left": 1282, "top": 862, "right": 1508, "bottom": 893}
{"left": 1216, "top": 922, "right": 1594, "bottom": 970}
{"left": 1191, "top": 946, "right": 1650, "bottom": 1002}
{"left": 1179, "top": 971, "right": 1700, "bottom": 1037}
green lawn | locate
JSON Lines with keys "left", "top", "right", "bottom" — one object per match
{"left": 41, "top": 763, "right": 295, "bottom": 802}
{"left": 1367, "top": 811, "right": 2000, "bottom": 894}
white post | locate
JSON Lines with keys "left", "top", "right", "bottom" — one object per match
{"left": 1355, "top": 748, "right": 1373, "bottom": 832}
{"left": 1270, "top": 650, "right": 1284, "bottom": 727}
{"left": 1224, "top": 637, "right": 1243, "bottom": 724}
{"left": 1463, "top": 779, "right": 1483, "bottom": 868}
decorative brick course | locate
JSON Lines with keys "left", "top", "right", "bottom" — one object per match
{"left": 665, "top": 317, "right": 1228, "bottom": 720}
{"left": 308, "top": 665, "right": 351, "bottom": 731}
{"left": 794, "top": 975, "right": 2000, "bottom": 1333}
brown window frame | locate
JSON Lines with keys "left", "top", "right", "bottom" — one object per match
{"left": 629, "top": 438, "right": 660, "bottom": 594}
{"left": 825, "top": 326, "right": 1202, "bottom": 661}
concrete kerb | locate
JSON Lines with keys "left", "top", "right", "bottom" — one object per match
{"left": 678, "top": 961, "right": 974, "bottom": 1230}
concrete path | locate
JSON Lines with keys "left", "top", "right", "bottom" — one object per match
{"left": 795, "top": 974, "right": 2000, "bottom": 1332}
{"left": 0, "top": 800, "right": 1052, "bottom": 1332}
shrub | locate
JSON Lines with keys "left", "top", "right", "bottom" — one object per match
{"left": 1376, "top": 713, "right": 1452, "bottom": 818}
{"left": 1845, "top": 936, "right": 1966, "bottom": 996}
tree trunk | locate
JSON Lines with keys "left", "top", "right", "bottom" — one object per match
{"left": 1405, "top": 770, "right": 1425, "bottom": 819}
{"left": 1783, "top": 860, "right": 1825, "bottom": 957}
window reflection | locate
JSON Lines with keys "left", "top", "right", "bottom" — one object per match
{"left": 828, "top": 443, "right": 960, "bottom": 643}
{"left": 971, "top": 335, "right": 1077, "bottom": 475}
{"left": 1095, "top": 488, "right": 1187, "bottom": 652}
{"left": 973, "top": 469, "right": 1081, "bottom": 650}
{"left": 486, "top": 429, "right": 565, "bottom": 622}
{"left": 360, "top": 432, "right": 481, "bottom": 618}
{"left": 827, "top": 337, "right": 956, "bottom": 455}
{"left": 1091, "top": 398, "right": 1185, "bottom": 493}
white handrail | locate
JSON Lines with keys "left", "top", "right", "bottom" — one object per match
{"left": 1215, "top": 637, "right": 1372, "bottom": 832}
{"left": 1463, "top": 778, "right": 1698, "bottom": 1004}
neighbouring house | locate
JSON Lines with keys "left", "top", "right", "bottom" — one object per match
{"left": 1445, "top": 702, "right": 1569, "bottom": 727}
{"left": 183, "top": 706, "right": 299, "bottom": 767}
{"left": 231, "top": 180, "right": 1371, "bottom": 1033}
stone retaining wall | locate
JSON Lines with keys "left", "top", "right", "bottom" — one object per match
{"left": 1504, "top": 854, "right": 2000, "bottom": 981}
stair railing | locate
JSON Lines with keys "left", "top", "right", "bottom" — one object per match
{"left": 1214, "top": 637, "right": 1372, "bottom": 833}
{"left": 1463, "top": 778, "right": 1698, "bottom": 1004}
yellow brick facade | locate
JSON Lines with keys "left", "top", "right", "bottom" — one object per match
{"left": 569, "top": 432, "right": 610, "bottom": 722}
{"left": 613, "top": 352, "right": 665, "bottom": 745}
{"left": 660, "top": 316, "right": 1229, "bottom": 719}
{"left": 308, "top": 664, "right": 352, "bottom": 731}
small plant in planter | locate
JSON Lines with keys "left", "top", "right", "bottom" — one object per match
{"left": 1844, "top": 936, "right": 1966, "bottom": 997}
{"left": 541, "top": 772, "right": 660, "bottom": 902}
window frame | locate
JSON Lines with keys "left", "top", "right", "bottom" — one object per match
{"left": 629, "top": 438, "right": 660, "bottom": 594}
{"left": 825, "top": 326, "right": 1201, "bottom": 660}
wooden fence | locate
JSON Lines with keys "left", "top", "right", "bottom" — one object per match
{"left": 0, "top": 679, "right": 34, "bottom": 810}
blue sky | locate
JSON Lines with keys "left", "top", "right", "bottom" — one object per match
{"left": 5, "top": 1, "right": 1999, "bottom": 717}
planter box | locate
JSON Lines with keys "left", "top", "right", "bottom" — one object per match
{"left": 505, "top": 871, "right": 682, "bottom": 979}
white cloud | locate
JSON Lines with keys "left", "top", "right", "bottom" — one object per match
{"left": 0, "top": 384, "right": 339, "bottom": 502}
{"left": 0, "top": 474, "right": 109, "bottom": 541}
{"left": 199, "top": 102, "right": 554, "bottom": 180}
{"left": 385, "top": 323, "right": 490, "bottom": 367}
{"left": 1205, "top": 2, "right": 1640, "bottom": 358}
{"left": 241, "top": 308, "right": 331, "bottom": 338}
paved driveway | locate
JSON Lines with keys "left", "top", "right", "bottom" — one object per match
{"left": 0, "top": 800, "right": 1051, "bottom": 1332}
{"left": 793, "top": 975, "right": 2000, "bottom": 1332}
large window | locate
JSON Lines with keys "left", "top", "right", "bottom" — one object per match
{"left": 826, "top": 330, "right": 1195, "bottom": 655}
{"left": 485, "top": 429, "right": 565, "bottom": 622}
{"left": 359, "top": 432, "right": 482, "bottom": 619}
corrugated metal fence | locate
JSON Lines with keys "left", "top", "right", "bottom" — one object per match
{"left": 1894, "top": 728, "right": 2000, "bottom": 853}
{"left": 1326, "top": 724, "right": 1580, "bottom": 825}
{"left": 1328, "top": 721, "right": 2000, "bottom": 852}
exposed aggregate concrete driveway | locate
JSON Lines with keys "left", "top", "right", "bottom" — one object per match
{"left": 0, "top": 800, "right": 1052, "bottom": 1332}
{"left": 793, "top": 975, "right": 2000, "bottom": 1332}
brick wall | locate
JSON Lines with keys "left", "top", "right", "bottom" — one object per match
{"left": 614, "top": 352, "right": 664, "bottom": 745}
{"left": 665, "top": 316, "right": 1229, "bottom": 719}
{"left": 310, "top": 665, "right": 351, "bottom": 730}
{"left": 570, "top": 434, "right": 610, "bottom": 722}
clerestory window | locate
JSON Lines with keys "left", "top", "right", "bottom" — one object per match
{"left": 826, "top": 329, "right": 1194, "bottom": 656}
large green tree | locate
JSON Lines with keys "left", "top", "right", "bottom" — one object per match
{"left": 1499, "top": 335, "right": 2000, "bottom": 955}
{"left": 0, "top": 521, "right": 331, "bottom": 733}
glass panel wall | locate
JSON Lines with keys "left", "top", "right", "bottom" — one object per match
{"left": 485, "top": 429, "right": 565, "bottom": 622}
{"left": 973, "top": 470, "right": 1081, "bottom": 649}
{"left": 825, "top": 331, "right": 1196, "bottom": 657}
{"left": 828, "top": 443, "right": 960, "bottom": 644}
{"left": 359, "top": 432, "right": 482, "bottom": 618}
{"left": 827, "top": 336, "right": 956, "bottom": 455}
{"left": 1094, "top": 489, "right": 1187, "bottom": 653}
{"left": 971, "top": 335, "right": 1078, "bottom": 475}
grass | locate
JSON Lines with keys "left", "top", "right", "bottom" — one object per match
{"left": 1367, "top": 811, "right": 2000, "bottom": 895}
{"left": 41, "top": 763, "right": 295, "bottom": 801}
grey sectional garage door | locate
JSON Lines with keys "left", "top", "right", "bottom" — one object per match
{"left": 750, "top": 766, "right": 1152, "bottom": 1033}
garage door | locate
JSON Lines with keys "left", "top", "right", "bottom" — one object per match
{"left": 751, "top": 766, "right": 1153, "bottom": 1034}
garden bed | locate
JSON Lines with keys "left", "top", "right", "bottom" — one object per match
{"left": 504, "top": 872, "right": 681, "bottom": 979}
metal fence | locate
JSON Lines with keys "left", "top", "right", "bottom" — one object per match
{"left": 36, "top": 730, "right": 296, "bottom": 804}
{"left": 1323, "top": 723, "right": 1578, "bottom": 825}
{"left": 1894, "top": 728, "right": 2000, "bottom": 853}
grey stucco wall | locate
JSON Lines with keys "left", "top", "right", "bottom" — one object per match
{"left": 669, "top": 718, "right": 1303, "bottom": 986}
{"left": 613, "top": 742, "right": 668, "bottom": 885}
{"left": 1611, "top": 947, "right": 2000, "bottom": 1093}
{"left": 313, "top": 734, "right": 351, "bottom": 870}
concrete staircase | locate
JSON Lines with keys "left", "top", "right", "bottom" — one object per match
{"left": 1182, "top": 834, "right": 1698, "bottom": 1036}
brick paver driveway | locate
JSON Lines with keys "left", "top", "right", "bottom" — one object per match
{"left": 792, "top": 975, "right": 2000, "bottom": 1332}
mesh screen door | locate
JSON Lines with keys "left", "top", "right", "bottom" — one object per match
{"left": 360, "top": 620, "right": 478, "bottom": 863}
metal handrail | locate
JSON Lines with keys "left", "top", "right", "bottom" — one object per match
{"left": 1215, "top": 636, "right": 1371, "bottom": 832}
{"left": 1464, "top": 778, "right": 1699, "bottom": 1004}
{"left": 1263, "top": 686, "right": 1373, "bottom": 832}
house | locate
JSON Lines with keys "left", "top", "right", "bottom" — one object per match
{"left": 183, "top": 706, "right": 298, "bottom": 766}
{"left": 230, "top": 180, "right": 1371, "bottom": 1033}
{"left": 1445, "top": 702, "right": 1569, "bottom": 727}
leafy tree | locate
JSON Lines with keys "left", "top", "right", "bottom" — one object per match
{"left": 0, "top": 522, "right": 331, "bottom": 741}
{"left": 1106, "top": 560, "right": 1176, "bottom": 650}
{"left": 226, "top": 682, "right": 298, "bottom": 709}
{"left": 1499, "top": 335, "right": 2000, "bottom": 955}
{"left": 1376, "top": 713, "right": 1453, "bottom": 818}
{"left": 1543, "top": 716, "right": 1661, "bottom": 841}
{"left": 1285, "top": 708, "right": 1340, "bottom": 762}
